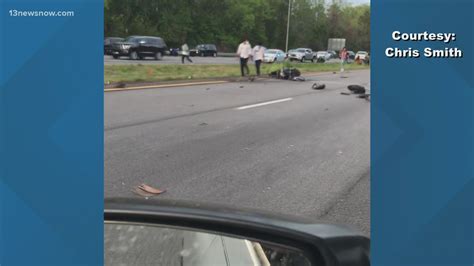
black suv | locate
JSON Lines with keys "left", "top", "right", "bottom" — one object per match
{"left": 104, "top": 37, "right": 124, "bottom": 55}
{"left": 190, "top": 44, "right": 218, "bottom": 57}
{"left": 111, "top": 36, "right": 167, "bottom": 60}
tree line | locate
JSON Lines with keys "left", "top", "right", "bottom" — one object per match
{"left": 105, "top": 0, "right": 370, "bottom": 52}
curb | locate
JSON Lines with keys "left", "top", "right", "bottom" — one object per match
{"left": 104, "top": 68, "right": 369, "bottom": 92}
{"left": 104, "top": 80, "right": 230, "bottom": 92}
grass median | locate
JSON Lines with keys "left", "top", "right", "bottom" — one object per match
{"left": 104, "top": 62, "right": 369, "bottom": 84}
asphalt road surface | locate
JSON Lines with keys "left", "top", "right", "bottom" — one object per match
{"left": 105, "top": 70, "right": 370, "bottom": 236}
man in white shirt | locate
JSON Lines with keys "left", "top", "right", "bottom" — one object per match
{"left": 236, "top": 38, "right": 252, "bottom": 77}
{"left": 252, "top": 42, "right": 266, "bottom": 76}
{"left": 181, "top": 43, "right": 193, "bottom": 64}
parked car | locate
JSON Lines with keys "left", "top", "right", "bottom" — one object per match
{"left": 347, "top": 50, "right": 356, "bottom": 60}
{"left": 285, "top": 49, "right": 296, "bottom": 58}
{"left": 263, "top": 49, "right": 286, "bottom": 63}
{"left": 190, "top": 44, "right": 218, "bottom": 57}
{"left": 110, "top": 36, "right": 167, "bottom": 60}
{"left": 104, "top": 37, "right": 124, "bottom": 55}
{"left": 327, "top": 50, "right": 337, "bottom": 59}
{"left": 355, "top": 51, "right": 369, "bottom": 61}
{"left": 355, "top": 51, "right": 369, "bottom": 64}
{"left": 288, "top": 48, "right": 315, "bottom": 62}
{"left": 316, "top": 51, "right": 331, "bottom": 61}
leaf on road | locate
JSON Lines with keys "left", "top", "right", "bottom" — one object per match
{"left": 138, "top": 183, "right": 166, "bottom": 195}
{"left": 132, "top": 187, "right": 154, "bottom": 198}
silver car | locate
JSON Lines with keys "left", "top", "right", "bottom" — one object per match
{"left": 263, "top": 49, "right": 286, "bottom": 63}
{"left": 288, "top": 48, "right": 315, "bottom": 62}
{"left": 315, "top": 51, "right": 331, "bottom": 61}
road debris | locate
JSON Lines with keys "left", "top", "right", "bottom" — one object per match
{"left": 357, "top": 94, "right": 371, "bottom": 101}
{"left": 239, "top": 85, "right": 244, "bottom": 88}
{"left": 269, "top": 67, "right": 303, "bottom": 81}
{"left": 199, "top": 122, "right": 208, "bottom": 126}
{"left": 347, "top": 85, "right": 366, "bottom": 94}
{"left": 292, "top": 76, "right": 306, "bottom": 81}
{"left": 132, "top": 187, "right": 154, "bottom": 198}
{"left": 132, "top": 183, "right": 166, "bottom": 198}
{"left": 139, "top": 183, "right": 166, "bottom": 194}
{"left": 312, "top": 83, "right": 326, "bottom": 90}
{"left": 340, "top": 86, "right": 370, "bottom": 101}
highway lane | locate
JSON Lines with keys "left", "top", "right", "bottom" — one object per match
{"left": 105, "top": 70, "right": 370, "bottom": 235}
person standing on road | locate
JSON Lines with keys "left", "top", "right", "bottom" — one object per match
{"left": 181, "top": 43, "right": 193, "bottom": 64}
{"left": 252, "top": 42, "right": 266, "bottom": 76}
{"left": 339, "top": 47, "right": 348, "bottom": 74}
{"left": 236, "top": 38, "right": 252, "bottom": 77}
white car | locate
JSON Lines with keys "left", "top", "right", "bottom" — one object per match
{"left": 263, "top": 49, "right": 286, "bottom": 63}
{"left": 315, "top": 51, "right": 331, "bottom": 61}
{"left": 355, "top": 51, "right": 369, "bottom": 60}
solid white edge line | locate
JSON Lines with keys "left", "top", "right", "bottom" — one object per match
{"left": 104, "top": 80, "right": 228, "bottom": 92}
{"left": 236, "top": 98, "right": 293, "bottom": 110}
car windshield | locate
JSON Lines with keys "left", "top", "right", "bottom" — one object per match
{"left": 265, "top": 50, "right": 277, "bottom": 54}
{"left": 124, "top": 36, "right": 139, "bottom": 43}
{"left": 296, "top": 49, "right": 305, "bottom": 53}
